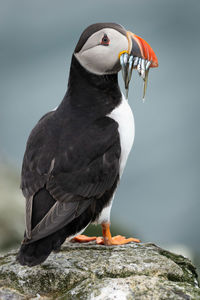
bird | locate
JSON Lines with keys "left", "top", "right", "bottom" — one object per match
{"left": 17, "top": 22, "right": 158, "bottom": 267}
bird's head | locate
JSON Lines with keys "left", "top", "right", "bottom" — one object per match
{"left": 74, "top": 23, "right": 158, "bottom": 100}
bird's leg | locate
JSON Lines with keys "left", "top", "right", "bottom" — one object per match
{"left": 96, "top": 222, "right": 140, "bottom": 245}
{"left": 71, "top": 223, "right": 140, "bottom": 245}
{"left": 71, "top": 235, "right": 97, "bottom": 243}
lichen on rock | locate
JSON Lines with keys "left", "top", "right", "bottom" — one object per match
{"left": 0, "top": 242, "right": 199, "bottom": 299}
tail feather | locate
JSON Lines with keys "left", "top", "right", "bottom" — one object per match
{"left": 17, "top": 211, "right": 92, "bottom": 266}
{"left": 16, "top": 187, "right": 93, "bottom": 266}
{"left": 17, "top": 228, "right": 67, "bottom": 266}
{"left": 17, "top": 180, "right": 117, "bottom": 266}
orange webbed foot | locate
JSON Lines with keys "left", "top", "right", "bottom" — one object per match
{"left": 71, "top": 223, "right": 141, "bottom": 246}
{"left": 98, "top": 223, "right": 140, "bottom": 245}
{"left": 71, "top": 234, "right": 97, "bottom": 243}
{"left": 96, "top": 235, "right": 140, "bottom": 245}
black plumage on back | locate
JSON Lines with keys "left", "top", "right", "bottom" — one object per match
{"left": 17, "top": 55, "right": 122, "bottom": 266}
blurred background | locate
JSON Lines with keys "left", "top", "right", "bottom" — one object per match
{"left": 0, "top": 0, "right": 200, "bottom": 274}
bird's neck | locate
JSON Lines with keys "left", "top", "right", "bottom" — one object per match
{"left": 58, "top": 55, "right": 122, "bottom": 119}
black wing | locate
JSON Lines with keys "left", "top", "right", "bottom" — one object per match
{"left": 21, "top": 114, "right": 121, "bottom": 242}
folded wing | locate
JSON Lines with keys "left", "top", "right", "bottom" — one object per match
{"left": 21, "top": 115, "right": 121, "bottom": 243}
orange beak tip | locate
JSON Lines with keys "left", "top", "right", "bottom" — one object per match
{"left": 127, "top": 31, "right": 158, "bottom": 69}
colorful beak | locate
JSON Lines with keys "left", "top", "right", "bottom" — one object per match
{"left": 119, "top": 31, "right": 158, "bottom": 100}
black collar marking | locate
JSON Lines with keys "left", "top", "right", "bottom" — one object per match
{"left": 58, "top": 55, "right": 122, "bottom": 120}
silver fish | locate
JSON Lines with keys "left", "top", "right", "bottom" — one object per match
{"left": 128, "top": 55, "right": 134, "bottom": 83}
{"left": 142, "top": 69, "right": 149, "bottom": 101}
{"left": 120, "top": 54, "right": 126, "bottom": 83}
{"left": 124, "top": 55, "right": 134, "bottom": 99}
{"left": 137, "top": 58, "right": 142, "bottom": 76}
{"left": 145, "top": 60, "right": 151, "bottom": 70}
{"left": 123, "top": 52, "right": 129, "bottom": 65}
{"left": 141, "top": 59, "right": 146, "bottom": 79}
{"left": 120, "top": 53, "right": 151, "bottom": 101}
{"left": 133, "top": 56, "right": 139, "bottom": 67}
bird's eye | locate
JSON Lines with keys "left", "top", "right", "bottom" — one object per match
{"left": 101, "top": 34, "right": 110, "bottom": 46}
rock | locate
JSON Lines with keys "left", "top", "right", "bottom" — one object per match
{"left": 0, "top": 242, "right": 199, "bottom": 299}
{"left": 0, "top": 162, "right": 24, "bottom": 250}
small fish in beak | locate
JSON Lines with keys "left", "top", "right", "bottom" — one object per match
{"left": 120, "top": 52, "right": 152, "bottom": 100}
{"left": 119, "top": 31, "right": 158, "bottom": 101}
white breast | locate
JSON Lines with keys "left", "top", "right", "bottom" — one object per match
{"left": 92, "top": 94, "right": 135, "bottom": 226}
{"left": 108, "top": 94, "right": 135, "bottom": 176}
{"left": 94, "top": 95, "right": 135, "bottom": 225}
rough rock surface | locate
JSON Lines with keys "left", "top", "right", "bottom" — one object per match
{"left": 0, "top": 242, "right": 199, "bottom": 299}
{"left": 0, "top": 163, "right": 24, "bottom": 250}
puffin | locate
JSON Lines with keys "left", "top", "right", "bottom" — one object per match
{"left": 17, "top": 23, "right": 158, "bottom": 266}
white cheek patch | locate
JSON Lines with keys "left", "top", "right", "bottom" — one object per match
{"left": 78, "top": 46, "right": 115, "bottom": 74}
{"left": 75, "top": 28, "right": 128, "bottom": 75}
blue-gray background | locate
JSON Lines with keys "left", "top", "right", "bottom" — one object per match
{"left": 0, "top": 0, "right": 200, "bottom": 266}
